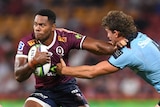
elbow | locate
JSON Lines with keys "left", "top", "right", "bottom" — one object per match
{"left": 14, "top": 72, "right": 24, "bottom": 83}
{"left": 76, "top": 73, "right": 95, "bottom": 79}
{"left": 85, "top": 73, "right": 96, "bottom": 79}
{"left": 82, "top": 67, "right": 97, "bottom": 79}
{"left": 15, "top": 76, "right": 23, "bottom": 83}
{"left": 15, "top": 75, "right": 23, "bottom": 83}
{"left": 84, "top": 67, "right": 104, "bottom": 79}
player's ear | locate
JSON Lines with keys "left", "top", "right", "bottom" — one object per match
{"left": 52, "top": 24, "right": 56, "bottom": 31}
{"left": 113, "top": 30, "right": 120, "bottom": 37}
{"left": 112, "top": 30, "right": 119, "bottom": 37}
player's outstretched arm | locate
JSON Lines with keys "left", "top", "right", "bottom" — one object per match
{"left": 82, "top": 37, "right": 127, "bottom": 55}
{"left": 57, "top": 58, "right": 119, "bottom": 79}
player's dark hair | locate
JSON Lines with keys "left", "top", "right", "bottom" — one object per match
{"left": 35, "top": 9, "right": 56, "bottom": 24}
{"left": 102, "top": 10, "right": 137, "bottom": 38}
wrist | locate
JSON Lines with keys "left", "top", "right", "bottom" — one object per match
{"left": 28, "top": 59, "right": 37, "bottom": 70}
{"left": 61, "top": 67, "right": 67, "bottom": 75}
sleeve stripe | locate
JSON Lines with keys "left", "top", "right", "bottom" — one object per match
{"left": 16, "top": 54, "right": 28, "bottom": 58}
{"left": 80, "top": 36, "right": 86, "bottom": 49}
{"left": 108, "top": 60, "right": 122, "bottom": 69}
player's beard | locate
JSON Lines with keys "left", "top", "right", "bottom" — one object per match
{"left": 36, "top": 33, "right": 50, "bottom": 43}
{"left": 41, "top": 34, "right": 50, "bottom": 43}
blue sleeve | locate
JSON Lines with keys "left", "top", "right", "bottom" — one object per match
{"left": 108, "top": 48, "right": 132, "bottom": 69}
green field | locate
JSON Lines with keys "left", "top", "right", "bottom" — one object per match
{"left": 0, "top": 99, "right": 158, "bottom": 107}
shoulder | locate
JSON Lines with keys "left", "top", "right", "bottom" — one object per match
{"left": 55, "top": 28, "right": 85, "bottom": 40}
{"left": 56, "top": 28, "right": 78, "bottom": 34}
{"left": 55, "top": 28, "right": 84, "bottom": 37}
{"left": 19, "top": 33, "right": 37, "bottom": 47}
{"left": 109, "top": 47, "right": 132, "bottom": 69}
{"left": 136, "top": 32, "right": 149, "bottom": 39}
{"left": 131, "top": 32, "right": 152, "bottom": 47}
{"left": 17, "top": 33, "right": 37, "bottom": 53}
{"left": 113, "top": 47, "right": 131, "bottom": 58}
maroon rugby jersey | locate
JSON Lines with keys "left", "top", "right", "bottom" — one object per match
{"left": 16, "top": 28, "right": 86, "bottom": 89}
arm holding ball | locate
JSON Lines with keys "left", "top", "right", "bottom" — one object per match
{"left": 14, "top": 45, "right": 51, "bottom": 82}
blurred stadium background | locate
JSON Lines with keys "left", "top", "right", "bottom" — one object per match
{"left": 0, "top": 0, "right": 160, "bottom": 107}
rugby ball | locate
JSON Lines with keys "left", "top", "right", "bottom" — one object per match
{"left": 28, "top": 44, "right": 51, "bottom": 77}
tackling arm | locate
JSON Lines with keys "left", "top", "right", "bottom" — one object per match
{"left": 57, "top": 58, "right": 119, "bottom": 79}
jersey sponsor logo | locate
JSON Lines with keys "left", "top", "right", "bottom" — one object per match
{"left": 31, "top": 93, "right": 48, "bottom": 99}
{"left": 27, "top": 39, "right": 36, "bottom": 46}
{"left": 56, "top": 46, "right": 64, "bottom": 56}
{"left": 58, "top": 36, "right": 67, "bottom": 42}
{"left": 138, "top": 38, "right": 151, "bottom": 48}
{"left": 45, "top": 65, "right": 57, "bottom": 76}
{"left": 75, "top": 34, "right": 83, "bottom": 39}
{"left": 18, "top": 41, "right": 25, "bottom": 51}
{"left": 113, "top": 49, "right": 123, "bottom": 59}
{"left": 71, "top": 89, "right": 83, "bottom": 100}
{"left": 46, "top": 71, "right": 57, "bottom": 76}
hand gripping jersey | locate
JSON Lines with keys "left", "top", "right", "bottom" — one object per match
{"left": 16, "top": 28, "right": 86, "bottom": 89}
{"left": 109, "top": 32, "right": 160, "bottom": 92}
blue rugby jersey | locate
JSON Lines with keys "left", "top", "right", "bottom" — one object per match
{"left": 109, "top": 32, "right": 160, "bottom": 92}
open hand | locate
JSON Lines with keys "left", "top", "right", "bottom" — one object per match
{"left": 56, "top": 58, "right": 66, "bottom": 75}
{"left": 116, "top": 38, "right": 128, "bottom": 48}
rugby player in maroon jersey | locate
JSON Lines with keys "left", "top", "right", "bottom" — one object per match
{"left": 14, "top": 9, "right": 127, "bottom": 107}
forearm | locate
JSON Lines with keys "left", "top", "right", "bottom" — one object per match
{"left": 14, "top": 63, "right": 35, "bottom": 82}
{"left": 93, "top": 41, "right": 116, "bottom": 55}
{"left": 59, "top": 61, "right": 118, "bottom": 79}
{"left": 61, "top": 65, "right": 96, "bottom": 79}
{"left": 83, "top": 38, "right": 116, "bottom": 55}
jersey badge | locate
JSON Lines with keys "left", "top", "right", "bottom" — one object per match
{"left": 58, "top": 36, "right": 67, "bottom": 42}
{"left": 27, "top": 39, "right": 36, "bottom": 46}
{"left": 113, "top": 49, "right": 123, "bottom": 59}
{"left": 18, "top": 41, "right": 25, "bottom": 51}
{"left": 75, "top": 34, "right": 83, "bottom": 39}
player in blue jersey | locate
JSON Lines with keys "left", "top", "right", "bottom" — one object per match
{"left": 14, "top": 9, "right": 126, "bottom": 107}
{"left": 57, "top": 10, "right": 160, "bottom": 107}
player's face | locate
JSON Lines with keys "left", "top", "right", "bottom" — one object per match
{"left": 105, "top": 28, "right": 119, "bottom": 45}
{"left": 33, "top": 15, "right": 54, "bottom": 42}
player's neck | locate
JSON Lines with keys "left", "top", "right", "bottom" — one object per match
{"left": 40, "top": 31, "right": 54, "bottom": 46}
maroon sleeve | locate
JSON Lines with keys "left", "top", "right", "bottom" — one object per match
{"left": 16, "top": 34, "right": 36, "bottom": 56}
{"left": 57, "top": 28, "right": 86, "bottom": 49}
{"left": 68, "top": 33, "right": 86, "bottom": 49}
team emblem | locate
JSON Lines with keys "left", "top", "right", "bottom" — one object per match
{"left": 56, "top": 46, "right": 64, "bottom": 56}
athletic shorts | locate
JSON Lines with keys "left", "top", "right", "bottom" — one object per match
{"left": 26, "top": 81, "right": 89, "bottom": 107}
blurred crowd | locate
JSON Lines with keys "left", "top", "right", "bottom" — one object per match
{"left": 0, "top": 0, "right": 160, "bottom": 100}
